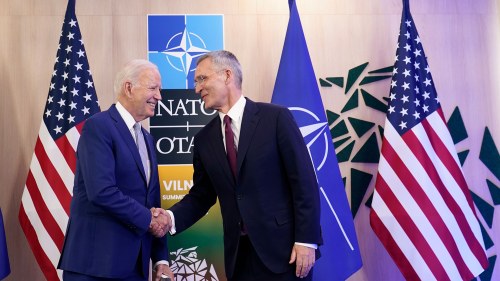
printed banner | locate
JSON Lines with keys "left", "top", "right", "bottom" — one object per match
{"left": 148, "top": 15, "right": 224, "bottom": 90}
{"left": 148, "top": 15, "right": 225, "bottom": 280}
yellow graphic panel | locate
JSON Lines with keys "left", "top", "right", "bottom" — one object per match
{"left": 158, "top": 165, "right": 194, "bottom": 209}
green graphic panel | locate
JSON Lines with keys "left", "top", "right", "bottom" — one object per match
{"left": 478, "top": 255, "right": 497, "bottom": 281}
{"left": 368, "top": 66, "right": 394, "bottom": 74}
{"left": 378, "top": 125, "right": 384, "bottom": 138}
{"left": 330, "top": 119, "right": 349, "bottom": 139}
{"left": 365, "top": 192, "right": 374, "bottom": 208}
{"left": 334, "top": 136, "right": 351, "bottom": 148}
{"left": 319, "top": 78, "right": 332, "bottom": 87}
{"left": 480, "top": 127, "right": 500, "bottom": 180}
{"left": 352, "top": 133, "right": 380, "bottom": 163}
{"left": 471, "top": 191, "right": 495, "bottom": 228}
{"left": 318, "top": 77, "right": 344, "bottom": 88}
{"left": 487, "top": 179, "right": 500, "bottom": 205}
{"left": 447, "top": 107, "right": 468, "bottom": 145}
{"left": 458, "top": 150, "right": 469, "bottom": 166}
{"left": 360, "top": 75, "right": 392, "bottom": 85}
{"left": 159, "top": 165, "right": 225, "bottom": 280}
{"left": 341, "top": 89, "right": 359, "bottom": 113}
{"left": 345, "top": 62, "right": 368, "bottom": 94}
{"left": 348, "top": 117, "right": 375, "bottom": 138}
{"left": 326, "top": 110, "right": 340, "bottom": 125}
{"left": 350, "top": 169, "right": 373, "bottom": 217}
{"left": 337, "top": 140, "right": 355, "bottom": 163}
{"left": 327, "top": 77, "right": 344, "bottom": 87}
{"left": 361, "top": 89, "right": 388, "bottom": 113}
{"left": 479, "top": 221, "right": 494, "bottom": 250}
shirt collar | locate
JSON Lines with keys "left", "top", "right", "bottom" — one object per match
{"left": 218, "top": 95, "right": 246, "bottom": 124}
{"left": 116, "top": 101, "right": 137, "bottom": 130}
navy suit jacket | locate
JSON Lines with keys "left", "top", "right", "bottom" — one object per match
{"left": 170, "top": 98, "right": 322, "bottom": 278}
{"left": 58, "top": 104, "right": 167, "bottom": 279}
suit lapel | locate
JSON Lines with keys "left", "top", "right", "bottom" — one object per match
{"left": 109, "top": 105, "right": 148, "bottom": 185}
{"left": 204, "top": 99, "right": 260, "bottom": 185}
{"left": 237, "top": 99, "right": 260, "bottom": 174}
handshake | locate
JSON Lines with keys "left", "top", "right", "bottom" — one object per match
{"left": 149, "top": 208, "right": 172, "bottom": 238}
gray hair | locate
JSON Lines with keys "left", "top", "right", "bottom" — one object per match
{"left": 197, "top": 50, "right": 243, "bottom": 89}
{"left": 114, "top": 59, "right": 159, "bottom": 95}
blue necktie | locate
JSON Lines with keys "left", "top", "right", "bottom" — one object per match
{"left": 133, "top": 123, "right": 149, "bottom": 184}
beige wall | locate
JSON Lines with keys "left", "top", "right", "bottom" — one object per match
{"left": 1, "top": 0, "right": 499, "bottom": 280}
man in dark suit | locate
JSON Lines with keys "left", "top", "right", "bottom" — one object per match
{"left": 58, "top": 59, "right": 174, "bottom": 281}
{"left": 165, "top": 50, "right": 322, "bottom": 281}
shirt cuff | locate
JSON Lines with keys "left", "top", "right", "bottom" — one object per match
{"left": 154, "top": 260, "right": 169, "bottom": 269}
{"left": 295, "top": 242, "right": 317, "bottom": 249}
{"left": 166, "top": 210, "right": 177, "bottom": 235}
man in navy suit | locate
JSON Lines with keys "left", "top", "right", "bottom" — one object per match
{"left": 58, "top": 59, "right": 174, "bottom": 281}
{"left": 164, "top": 50, "right": 322, "bottom": 281}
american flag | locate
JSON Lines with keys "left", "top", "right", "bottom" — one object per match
{"left": 369, "top": 1, "right": 489, "bottom": 280}
{"left": 18, "top": 0, "right": 100, "bottom": 280}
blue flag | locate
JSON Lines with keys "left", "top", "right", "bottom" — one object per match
{"left": 271, "top": 0, "right": 362, "bottom": 279}
{"left": 0, "top": 209, "right": 10, "bottom": 280}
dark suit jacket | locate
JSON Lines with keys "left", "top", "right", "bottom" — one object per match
{"left": 170, "top": 98, "right": 322, "bottom": 278}
{"left": 58, "top": 104, "right": 168, "bottom": 279}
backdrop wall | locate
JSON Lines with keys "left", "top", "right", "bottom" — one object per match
{"left": 1, "top": 0, "right": 498, "bottom": 280}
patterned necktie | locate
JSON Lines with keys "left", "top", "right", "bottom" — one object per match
{"left": 133, "top": 123, "right": 149, "bottom": 183}
{"left": 224, "top": 115, "right": 237, "bottom": 180}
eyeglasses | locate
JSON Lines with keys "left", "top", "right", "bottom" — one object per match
{"left": 193, "top": 69, "right": 226, "bottom": 88}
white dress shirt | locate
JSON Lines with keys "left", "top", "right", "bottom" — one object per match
{"left": 219, "top": 95, "right": 246, "bottom": 152}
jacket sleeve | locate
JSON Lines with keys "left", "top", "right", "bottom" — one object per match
{"left": 168, "top": 136, "right": 218, "bottom": 233}
{"left": 276, "top": 107, "right": 322, "bottom": 245}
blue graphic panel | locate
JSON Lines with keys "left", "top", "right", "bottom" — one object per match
{"left": 148, "top": 15, "right": 224, "bottom": 89}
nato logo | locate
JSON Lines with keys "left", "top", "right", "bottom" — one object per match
{"left": 289, "top": 107, "right": 330, "bottom": 172}
{"left": 148, "top": 15, "right": 224, "bottom": 89}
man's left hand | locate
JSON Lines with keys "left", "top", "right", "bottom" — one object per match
{"left": 289, "top": 244, "right": 315, "bottom": 278}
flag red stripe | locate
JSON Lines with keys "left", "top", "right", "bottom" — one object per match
{"left": 34, "top": 138, "right": 72, "bottom": 215}
{"left": 415, "top": 120, "right": 484, "bottom": 247}
{"left": 375, "top": 166, "right": 448, "bottom": 280}
{"left": 19, "top": 204, "right": 60, "bottom": 281}
{"left": 385, "top": 135, "right": 472, "bottom": 280}
{"left": 369, "top": 205, "right": 419, "bottom": 280}
{"left": 414, "top": 121, "right": 488, "bottom": 267}
{"left": 55, "top": 135, "right": 76, "bottom": 173}
{"left": 421, "top": 115, "right": 475, "bottom": 211}
{"left": 75, "top": 121, "right": 85, "bottom": 133}
{"left": 25, "top": 170, "right": 65, "bottom": 251}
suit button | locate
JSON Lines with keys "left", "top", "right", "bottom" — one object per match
{"left": 236, "top": 194, "right": 242, "bottom": 200}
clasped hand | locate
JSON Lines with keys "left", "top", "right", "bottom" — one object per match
{"left": 149, "top": 207, "right": 172, "bottom": 238}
